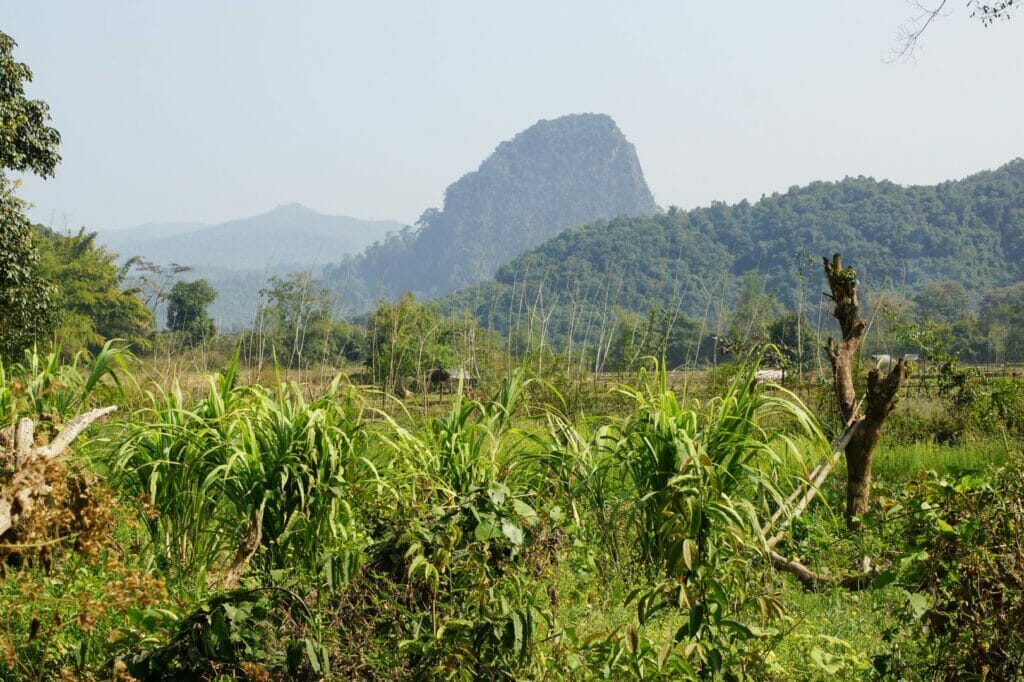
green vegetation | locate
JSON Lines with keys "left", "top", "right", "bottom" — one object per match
{"left": 1, "top": 345, "right": 1020, "bottom": 680}
{"left": 34, "top": 227, "right": 154, "bottom": 354}
{"left": 166, "top": 279, "right": 218, "bottom": 345}
{"left": 0, "top": 181, "right": 51, "bottom": 361}
{"left": 248, "top": 272, "right": 363, "bottom": 369}
{"left": 1, "top": 33, "right": 151, "bottom": 362}
{"left": 883, "top": 460, "right": 1024, "bottom": 678}
{"left": 2, "top": 27, "right": 1024, "bottom": 682}
{"left": 0, "top": 30, "right": 61, "bottom": 362}
{"left": 440, "top": 161, "right": 1024, "bottom": 365}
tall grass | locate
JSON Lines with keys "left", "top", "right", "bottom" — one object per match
{"left": 616, "top": 362, "right": 826, "bottom": 574}
{"left": 110, "top": 357, "right": 371, "bottom": 589}
{"left": 359, "top": 369, "right": 569, "bottom": 677}
{"left": 5, "top": 347, "right": 932, "bottom": 679}
{"left": 576, "top": 362, "right": 830, "bottom": 677}
{"left": 872, "top": 439, "right": 1009, "bottom": 480}
{"left": 0, "top": 340, "right": 129, "bottom": 425}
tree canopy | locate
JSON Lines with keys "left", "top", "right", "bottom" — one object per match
{"left": 439, "top": 159, "right": 1024, "bottom": 364}
{"left": 0, "top": 31, "right": 61, "bottom": 362}
{"left": 253, "top": 272, "right": 362, "bottom": 368}
{"left": 34, "top": 227, "right": 154, "bottom": 354}
{"left": 166, "top": 280, "right": 218, "bottom": 344}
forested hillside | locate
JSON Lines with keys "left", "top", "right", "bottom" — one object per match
{"left": 440, "top": 159, "right": 1024, "bottom": 365}
{"left": 324, "top": 113, "right": 659, "bottom": 305}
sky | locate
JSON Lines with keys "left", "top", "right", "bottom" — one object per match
{"left": 4, "top": 1, "right": 1023, "bottom": 231}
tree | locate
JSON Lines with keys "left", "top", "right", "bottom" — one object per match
{"left": 257, "top": 272, "right": 362, "bottom": 368}
{"left": 728, "top": 271, "right": 780, "bottom": 349}
{"left": 0, "top": 33, "right": 61, "bottom": 176}
{"left": 34, "top": 227, "right": 154, "bottom": 353}
{"left": 123, "top": 257, "right": 192, "bottom": 316}
{"left": 166, "top": 280, "right": 217, "bottom": 344}
{"left": 912, "top": 280, "right": 970, "bottom": 326}
{"left": 607, "top": 306, "right": 711, "bottom": 372}
{"left": 893, "top": 0, "right": 1016, "bottom": 60}
{"left": 365, "top": 294, "right": 458, "bottom": 395}
{"left": 766, "top": 311, "right": 818, "bottom": 369}
{"left": 979, "top": 283, "right": 1024, "bottom": 361}
{"left": 0, "top": 31, "right": 62, "bottom": 361}
{"left": 822, "top": 254, "right": 909, "bottom": 527}
{"left": 0, "top": 184, "right": 52, "bottom": 361}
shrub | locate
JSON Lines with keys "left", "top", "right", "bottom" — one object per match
{"left": 111, "top": 358, "right": 370, "bottom": 588}
{"left": 881, "top": 455, "right": 1024, "bottom": 679}
{"left": 362, "top": 372, "right": 571, "bottom": 678}
{"left": 605, "top": 362, "right": 826, "bottom": 677}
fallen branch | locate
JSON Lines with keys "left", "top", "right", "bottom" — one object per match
{"left": 37, "top": 406, "right": 118, "bottom": 459}
{"left": 758, "top": 392, "right": 884, "bottom": 589}
{"left": 212, "top": 500, "right": 265, "bottom": 591}
{"left": 768, "top": 549, "right": 877, "bottom": 591}
{"left": 1, "top": 406, "right": 117, "bottom": 539}
{"left": 763, "top": 409, "right": 862, "bottom": 549}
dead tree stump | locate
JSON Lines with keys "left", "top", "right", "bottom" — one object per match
{"left": 0, "top": 406, "right": 117, "bottom": 544}
{"left": 822, "top": 254, "right": 908, "bottom": 528}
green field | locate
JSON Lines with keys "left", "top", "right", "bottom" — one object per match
{"left": 1, "top": 345, "right": 1021, "bottom": 680}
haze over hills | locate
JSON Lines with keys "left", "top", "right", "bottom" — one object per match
{"left": 441, "top": 158, "right": 1024, "bottom": 351}
{"left": 324, "top": 113, "right": 660, "bottom": 307}
{"left": 98, "top": 204, "right": 403, "bottom": 270}
{"left": 90, "top": 116, "right": 1023, "bottom": 338}
{"left": 100, "top": 221, "right": 209, "bottom": 243}
{"left": 93, "top": 205, "right": 404, "bottom": 330}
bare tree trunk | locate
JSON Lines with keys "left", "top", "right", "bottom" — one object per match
{"left": 843, "top": 363, "right": 907, "bottom": 520}
{"left": 822, "top": 253, "right": 908, "bottom": 528}
{"left": 823, "top": 254, "right": 865, "bottom": 424}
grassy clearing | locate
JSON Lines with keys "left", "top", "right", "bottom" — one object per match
{"left": 873, "top": 439, "right": 1009, "bottom": 480}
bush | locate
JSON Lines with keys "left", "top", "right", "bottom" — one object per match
{"left": 881, "top": 455, "right": 1024, "bottom": 679}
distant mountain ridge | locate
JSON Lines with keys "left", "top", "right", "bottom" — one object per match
{"left": 102, "top": 221, "right": 209, "bottom": 243}
{"left": 325, "top": 113, "right": 660, "bottom": 306}
{"left": 94, "top": 204, "right": 404, "bottom": 330}
{"left": 98, "top": 204, "right": 403, "bottom": 270}
{"left": 440, "top": 158, "right": 1024, "bottom": 348}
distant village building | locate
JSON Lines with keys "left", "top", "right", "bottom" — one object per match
{"left": 754, "top": 368, "right": 785, "bottom": 384}
{"left": 870, "top": 354, "right": 895, "bottom": 370}
{"left": 870, "top": 353, "right": 923, "bottom": 372}
{"left": 429, "top": 367, "right": 475, "bottom": 394}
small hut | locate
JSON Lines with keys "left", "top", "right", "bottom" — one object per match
{"left": 429, "top": 366, "right": 474, "bottom": 395}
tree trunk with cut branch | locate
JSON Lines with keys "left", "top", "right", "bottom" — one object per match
{"left": 843, "top": 363, "right": 908, "bottom": 521}
{"left": 822, "top": 254, "right": 907, "bottom": 527}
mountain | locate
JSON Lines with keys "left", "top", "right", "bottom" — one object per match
{"left": 325, "top": 113, "right": 659, "bottom": 306}
{"left": 98, "top": 204, "right": 403, "bottom": 270}
{"left": 100, "top": 221, "right": 209, "bottom": 247}
{"left": 95, "top": 205, "right": 404, "bottom": 330}
{"left": 439, "top": 159, "right": 1024, "bottom": 354}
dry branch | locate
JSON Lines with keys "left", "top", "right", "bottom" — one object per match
{"left": 213, "top": 501, "right": 265, "bottom": 591}
{"left": 37, "top": 406, "right": 118, "bottom": 460}
{"left": 0, "top": 406, "right": 117, "bottom": 540}
{"left": 768, "top": 549, "right": 877, "bottom": 591}
{"left": 764, "top": 416, "right": 862, "bottom": 550}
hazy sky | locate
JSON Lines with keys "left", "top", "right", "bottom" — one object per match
{"left": 4, "top": 1, "right": 1023, "bottom": 231}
